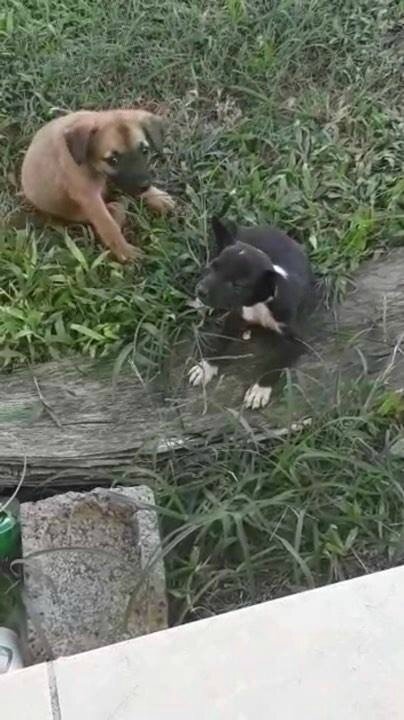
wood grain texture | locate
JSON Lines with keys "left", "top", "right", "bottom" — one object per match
{"left": 1, "top": 248, "right": 403, "bottom": 488}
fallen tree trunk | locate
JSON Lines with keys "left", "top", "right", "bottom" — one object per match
{"left": 1, "top": 248, "right": 404, "bottom": 488}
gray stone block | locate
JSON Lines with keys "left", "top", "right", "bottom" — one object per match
{"left": 20, "top": 486, "right": 167, "bottom": 662}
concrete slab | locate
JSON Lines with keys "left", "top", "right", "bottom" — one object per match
{"left": 1, "top": 662, "right": 53, "bottom": 719}
{"left": 21, "top": 486, "right": 167, "bottom": 662}
{"left": 53, "top": 566, "right": 404, "bottom": 720}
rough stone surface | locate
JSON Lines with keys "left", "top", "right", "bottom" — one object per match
{"left": 20, "top": 486, "right": 167, "bottom": 662}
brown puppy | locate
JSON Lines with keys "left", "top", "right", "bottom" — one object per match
{"left": 21, "top": 109, "right": 175, "bottom": 262}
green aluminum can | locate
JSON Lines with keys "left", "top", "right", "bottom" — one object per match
{"left": 0, "top": 508, "right": 21, "bottom": 562}
{"left": 0, "top": 503, "right": 24, "bottom": 673}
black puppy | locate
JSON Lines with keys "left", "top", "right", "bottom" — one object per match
{"left": 189, "top": 216, "right": 313, "bottom": 409}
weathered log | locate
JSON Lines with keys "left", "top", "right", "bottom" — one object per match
{"left": 1, "top": 248, "right": 404, "bottom": 488}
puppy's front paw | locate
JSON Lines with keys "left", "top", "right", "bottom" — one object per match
{"left": 115, "top": 243, "right": 144, "bottom": 264}
{"left": 244, "top": 383, "right": 272, "bottom": 410}
{"left": 188, "top": 360, "right": 218, "bottom": 387}
{"left": 141, "top": 186, "right": 176, "bottom": 214}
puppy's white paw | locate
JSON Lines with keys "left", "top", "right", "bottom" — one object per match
{"left": 187, "top": 297, "right": 205, "bottom": 310}
{"left": 188, "top": 360, "right": 218, "bottom": 387}
{"left": 141, "top": 186, "right": 176, "bottom": 214}
{"left": 244, "top": 383, "right": 272, "bottom": 410}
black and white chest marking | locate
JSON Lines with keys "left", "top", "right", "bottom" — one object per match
{"left": 241, "top": 263, "right": 287, "bottom": 333}
{"left": 241, "top": 303, "right": 283, "bottom": 333}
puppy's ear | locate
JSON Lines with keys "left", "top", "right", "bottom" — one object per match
{"left": 138, "top": 112, "right": 165, "bottom": 153}
{"left": 253, "top": 269, "right": 277, "bottom": 303}
{"left": 64, "top": 121, "right": 97, "bottom": 165}
{"left": 211, "top": 216, "right": 237, "bottom": 254}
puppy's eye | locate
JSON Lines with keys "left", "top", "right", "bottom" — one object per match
{"left": 140, "top": 142, "right": 149, "bottom": 156}
{"left": 105, "top": 152, "right": 119, "bottom": 167}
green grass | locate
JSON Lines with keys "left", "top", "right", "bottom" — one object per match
{"left": 2, "top": 0, "right": 404, "bottom": 366}
{"left": 157, "top": 385, "right": 404, "bottom": 620}
{"left": 2, "top": 0, "right": 404, "bottom": 618}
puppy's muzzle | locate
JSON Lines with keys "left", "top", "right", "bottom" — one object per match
{"left": 110, "top": 150, "right": 152, "bottom": 195}
{"left": 196, "top": 279, "right": 240, "bottom": 310}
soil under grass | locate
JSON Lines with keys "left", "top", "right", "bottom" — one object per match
{"left": 1, "top": 0, "right": 404, "bottom": 621}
